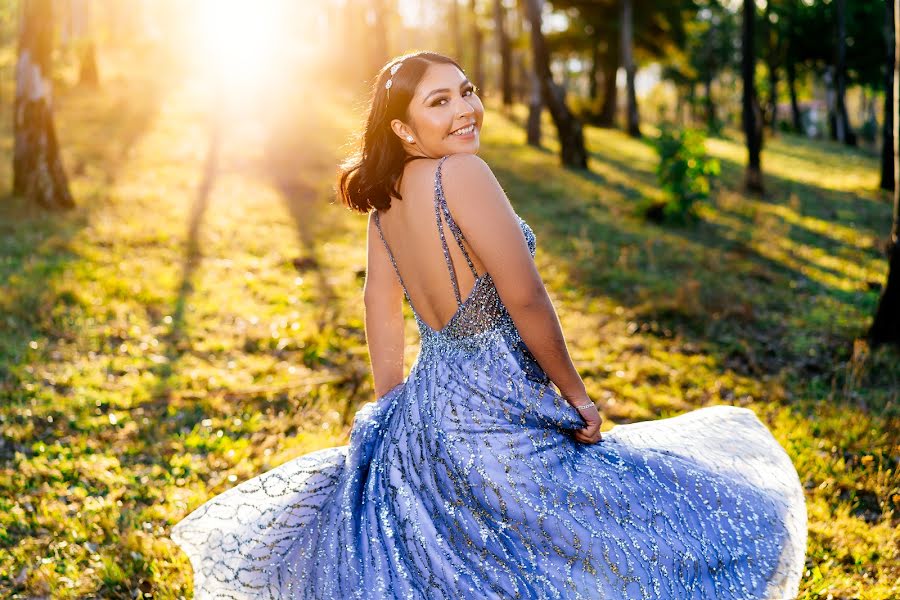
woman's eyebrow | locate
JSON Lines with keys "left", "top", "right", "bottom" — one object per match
{"left": 423, "top": 80, "right": 473, "bottom": 102}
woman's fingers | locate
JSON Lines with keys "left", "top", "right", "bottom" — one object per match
{"left": 574, "top": 422, "right": 603, "bottom": 444}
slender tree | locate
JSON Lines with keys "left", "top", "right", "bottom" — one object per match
{"left": 450, "top": 0, "right": 463, "bottom": 62}
{"left": 621, "top": 0, "right": 640, "bottom": 137}
{"left": 14, "top": 0, "right": 74, "bottom": 209}
{"left": 869, "top": 0, "right": 900, "bottom": 347}
{"left": 762, "top": 0, "right": 783, "bottom": 131}
{"left": 515, "top": 0, "right": 542, "bottom": 146}
{"left": 526, "top": 67, "right": 543, "bottom": 146}
{"left": 742, "top": 0, "right": 764, "bottom": 193}
{"left": 494, "top": 0, "right": 513, "bottom": 107}
{"left": 62, "top": 0, "right": 99, "bottom": 87}
{"left": 470, "top": 0, "right": 485, "bottom": 95}
{"left": 781, "top": 1, "right": 804, "bottom": 132}
{"left": 78, "top": 39, "right": 99, "bottom": 87}
{"left": 522, "top": 0, "right": 588, "bottom": 167}
{"left": 599, "top": 36, "right": 620, "bottom": 127}
{"left": 834, "top": 0, "right": 856, "bottom": 145}
{"left": 882, "top": 0, "right": 895, "bottom": 192}
{"left": 371, "top": 0, "right": 390, "bottom": 74}
{"left": 785, "top": 52, "right": 802, "bottom": 132}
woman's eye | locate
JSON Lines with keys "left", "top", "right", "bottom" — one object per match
{"left": 432, "top": 88, "right": 476, "bottom": 106}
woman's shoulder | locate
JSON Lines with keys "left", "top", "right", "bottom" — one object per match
{"left": 440, "top": 152, "right": 492, "bottom": 177}
{"left": 441, "top": 153, "right": 501, "bottom": 198}
{"left": 439, "top": 153, "right": 513, "bottom": 232}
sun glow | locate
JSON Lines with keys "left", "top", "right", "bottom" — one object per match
{"left": 192, "top": 0, "right": 288, "bottom": 99}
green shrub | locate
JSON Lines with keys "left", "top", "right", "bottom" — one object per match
{"left": 570, "top": 95, "right": 607, "bottom": 126}
{"left": 645, "top": 124, "right": 720, "bottom": 224}
{"left": 859, "top": 116, "right": 878, "bottom": 145}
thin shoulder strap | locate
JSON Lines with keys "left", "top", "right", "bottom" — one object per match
{"left": 372, "top": 210, "right": 410, "bottom": 300}
{"left": 435, "top": 156, "right": 479, "bottom": 278}
{"left": 434, "top": 156, "right": 479, "bottom": 306}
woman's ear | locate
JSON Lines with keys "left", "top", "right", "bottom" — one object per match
{"left": 390, "top": 119, "right": 411, "bottom": 142}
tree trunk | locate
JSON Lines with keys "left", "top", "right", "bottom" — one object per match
{"left": 704, "top": 74, "right": 716, "bottom": 132}
{"left": 621, "top": 0, "right": 640, "bottom": 137}
{"left": 869, "top": 0, "right": 900, "bottom": 347}
{"left": 523, "top": 0, "right": 587, "bottom": 168}
{"left": 882, "top": 0, "right": 895, "bottom": 193}
{"left": 516, "top": 0, "right": 541, "bottom": 145}
{"left": 763, "top": 0, "right": 780, "bottom": 132}
{"left": 527, "top": 68, "right": 542, "bottom": 147}
{"left": 78, "top": 39, "right": 99, "bottom": 87}
{"left": 470, "top": 0, "right": 484, "bottom": 96}
{"left": 742, "top": 0, "right": 764, "bottom": 194}
{"left": 494, "top": 0, "right": 513, "bottom": 107}
{"left": 675, "top": 85, "right": 684, "bottom": 126}
{"left": 509, "top": 7, "right": 524, "bottom": 103}
{"left": 598, "top": 39, "right": 619, "bottom": 127}
{"left": 767, "top": 65, "right": 779, "bottom": 133}
{"left": 371, "top": 0, "right": 389, "bottom": 73}
{"left": 450, "top": 0, "right": 463, "bottom": 63}
{"left": 702, "top": 17, "right": 716, "bottom": 133}
{"left": 66, "top": 0, "right": 99, "bottom": 87}
{"left": 825, "top": 66, "right": 838, "bottom": 140}
{"left": 835, "top": 0, "right": 856, "bottom": 146}
{"left": 688, "top": 81, "right": 700, "bottom": 126}
{"left": 589, "top": 41, "right": 600, "bottom": 101}
{"left": 786, "top": 54, "right": 803, "bottom": 133}
{"left": 13, "top": 0, "right": 74, "bottom": 209}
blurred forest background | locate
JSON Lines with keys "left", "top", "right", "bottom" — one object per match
{"left": 0, "top": 0, "right": 898, "bottom": 598}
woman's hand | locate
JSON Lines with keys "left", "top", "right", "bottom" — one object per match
{"left": 565, "top": 393, "right": 603, "bottom": 444}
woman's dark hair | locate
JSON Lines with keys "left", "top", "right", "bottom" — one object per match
{"left": 336, "top": 51, "right": 465, "bottom": 214}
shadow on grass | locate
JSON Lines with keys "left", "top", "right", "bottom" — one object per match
{"left": 260, "top": 87, "right": 349, "bottom": 333}
{"left": 483, "top": 113, "right": 894, "bottom": 404}
{"left": 144, "top": 120, "right": 221, "bottom": 417}
{"left": 0, "top": 59, "right": 167, "bottom": 417}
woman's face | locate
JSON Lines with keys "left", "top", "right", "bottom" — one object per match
{"left": 391, "top": 62, "right": 484, "bottom": 158}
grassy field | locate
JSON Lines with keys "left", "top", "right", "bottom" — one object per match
{"left": 1, "top": 49, "right": 898, "bottom": 599}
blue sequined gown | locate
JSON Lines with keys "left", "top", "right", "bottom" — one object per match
{"left": 170, "top": 155, "right": 808, "bottom": 599}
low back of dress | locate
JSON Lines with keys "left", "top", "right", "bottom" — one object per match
{"left": 373, "top": 154, "right": 540, "bottom": 355}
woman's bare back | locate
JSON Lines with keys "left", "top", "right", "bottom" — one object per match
{"left": 373, "top": 157, "right": 488, "bottom": 333}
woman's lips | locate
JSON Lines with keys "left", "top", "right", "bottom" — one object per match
{"left": 450, "top": 123, "right": 477, "bottom": 138}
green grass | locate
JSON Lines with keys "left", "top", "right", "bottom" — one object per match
{"left": 1, "top": 50, "right": 898, "bottom": 598}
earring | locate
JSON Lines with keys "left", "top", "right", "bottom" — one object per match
{"left": 406, "top": 135, "right": 414, "bottom": 142}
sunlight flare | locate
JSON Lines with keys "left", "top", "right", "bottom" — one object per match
{"left": 192, "top": 0, "right": 286, "bottom": 96}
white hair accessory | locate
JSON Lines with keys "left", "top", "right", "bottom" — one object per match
{"left": 385, "top": 61, "right": 403, "bottom": 91}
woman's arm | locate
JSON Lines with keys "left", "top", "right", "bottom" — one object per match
{"left": 440, "top": 154, "right": 588, "bottom": 403}
{"left": 363, "top": 212, "right": 406, "bottom": 398}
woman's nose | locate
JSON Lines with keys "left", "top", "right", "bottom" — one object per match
{"left": 455, "top": 96, "right": 475, "bottom": 117}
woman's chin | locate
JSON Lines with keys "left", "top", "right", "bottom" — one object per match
{"left": 449, "top": 138, "right": 479, "bottom": 153}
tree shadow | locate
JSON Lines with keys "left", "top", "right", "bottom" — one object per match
{"left": 0, "top": 55, "right": 167, "bottom": 413}
{"left": 484, "top": 121, "right": 893, "bottom": 411}
{"left": 257, "top": 88, "right": 346, "bottom": 333}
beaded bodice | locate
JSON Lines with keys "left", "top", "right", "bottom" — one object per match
{"left": 373, "top": 155, "right": 538, "bottom": 357}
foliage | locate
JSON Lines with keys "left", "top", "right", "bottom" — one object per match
{"left": 570, "top": 94, "right": 607, "bottom": 126}
{"left": 645, "top": 123, "right": 720, "bottom": 224}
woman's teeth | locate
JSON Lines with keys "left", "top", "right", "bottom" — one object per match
{"left": 452, "top": 125, "right": 475, "bottom": 136}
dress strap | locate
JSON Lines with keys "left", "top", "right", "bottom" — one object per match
{"left": 372, "top": 209, "right": 410, "bottom": 301}
{"left": 433, "top": 155, "right": 479, "bottom": 307}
